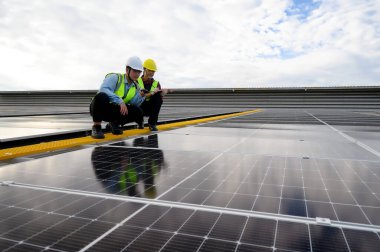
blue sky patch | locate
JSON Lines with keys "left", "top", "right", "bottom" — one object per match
{"left": 279, "top": 48, "right": 303, "bottom": 59}
{"left": 285, "top": 0, "right": 322, "bottom": 21}
{"left": 257, "top": 46, "right": 303, "bottom": 60}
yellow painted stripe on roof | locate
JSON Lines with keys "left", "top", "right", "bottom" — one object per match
{"left": 0, "top": 109, "right": 261, "bottom": 161}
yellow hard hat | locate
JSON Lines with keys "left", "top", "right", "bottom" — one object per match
{"left": 143, "top": 58, "right": 157, "bottom": 71}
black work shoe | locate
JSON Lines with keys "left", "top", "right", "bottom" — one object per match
{"left": 106, "top": 122, "right": 123, "bottom": 135}
{"left": 137, "top": 122, "right": 144, "bottom": 129}
{"left": 148, "top": 124, "right": 158, "bottom": 131}
{"left": 91, "top": 125, "right": 105, "bottom": 139}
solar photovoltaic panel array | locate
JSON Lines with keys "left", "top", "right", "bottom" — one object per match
{"left": 1, "top": 108, "right": 380, "bottom": 251}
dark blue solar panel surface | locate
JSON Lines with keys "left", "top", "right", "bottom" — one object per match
{"left": 1, "top": 109, "right": 380, "bottom": 251}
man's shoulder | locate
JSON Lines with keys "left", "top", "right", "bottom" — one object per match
{"left": 105, "top": 73, "right": 122, "bottom": 79}
{"left": 153, "top": 79, "right": 161, "bottom": 87}
{"left": 105, "top": 73, "right": 125, "bottom": 85}
{"left": 149, "top": 78, "right": 161, "bottom": 85}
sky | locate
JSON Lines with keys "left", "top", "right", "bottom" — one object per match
{"left": 0, "top": 0, "right": 379, "bottom": 91}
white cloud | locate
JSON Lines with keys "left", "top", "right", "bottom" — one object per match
{"left": 0, "top": 0, "right": 379, "bottom": 90}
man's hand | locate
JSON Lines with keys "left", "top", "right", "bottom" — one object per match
{"left": 152, "top": 88, "right": 161, "bottom": 94}
{"left": 161, "top": 88, "right": 169, "bottom": 96}
{"left": 120, "top": 102, "right": 128, "bottom": 115}
{"left": 140, "top": 89, "right": 149, "bottom": 97}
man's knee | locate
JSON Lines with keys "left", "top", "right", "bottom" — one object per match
{"left": 93, "top": 92, "right": 109, "bottom": 103}
{"left": 151, "top": 94, "right": 163, "bottom": 106}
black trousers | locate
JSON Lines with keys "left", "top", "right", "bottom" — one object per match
{"left": 140, "top": 93, "right": 163, "bottom": 125}
{"left": 90, "top": 92, "right": 143, "bottom": 126}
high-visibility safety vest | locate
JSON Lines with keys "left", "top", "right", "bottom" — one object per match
{"left": 137, "top": 77, "right": 158, "bottom": 101}
{"left": 106, "top": 73, "right": 137, "bottom": 104}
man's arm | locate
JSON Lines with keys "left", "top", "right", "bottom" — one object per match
{"left": 99, "top": 74, "right": 124, "bottom": 105}
{"left": 156, "top": 81, "right": 170, "bottom": 96}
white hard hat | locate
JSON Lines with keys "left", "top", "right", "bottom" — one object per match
{"left": 126, "top": 56, "right": 143, "bottom": 71}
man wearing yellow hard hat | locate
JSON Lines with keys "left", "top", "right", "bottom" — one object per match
{"left": 137, "top": 58, "right": 168, "bottom": 131}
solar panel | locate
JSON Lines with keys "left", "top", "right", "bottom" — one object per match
{"left": 1, "top": 109, "right": 380, "bottom": 251}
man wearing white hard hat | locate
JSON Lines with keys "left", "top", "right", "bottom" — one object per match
{"left": 90, "top": 56, "right": 146, "bottom": 139}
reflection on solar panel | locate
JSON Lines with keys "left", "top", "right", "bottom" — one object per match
{"left": 1, "top": 109, "right": 380, "bottom": 251}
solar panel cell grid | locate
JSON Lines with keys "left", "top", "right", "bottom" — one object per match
{"left": 275, "top": 221, "right": 311, "bottom": 251}
{"left": 226, "top": 194, "right": 256, "bottom": 210}
{"left": 179, "top": 211, "right": 219, "bottom": 236}
{"left": 151, "top": 208, "right": 194, "bottom": 232}
{"left": 161, "top": 234, "right": 204, "bottom": 252}
{"left": 236, "top": 244, "right": 273, "bottom": 252}
{"left": 50, "top": 221, "right": 114, "bottom": 251}
{"left": 6, "top": 243, "right": 46, "bottom": 252}
{"left": 309, "top": 225, "right": 349, "bottom": 252}
{"left": 87, "top": 225, "right": 144, "bottom": 251}
{"left": 2, "top": 214, "right": 67, "bottom": 241}
{"left": 333, "top": 204, "right": 370, "bottom": 224}
{"left": 0, "top": 239, "right": 18, "bottom": 251}
{"left": 126, "top": 229, "right": 173, "bottom": 251}
{"left": 252, "top": 196, "right": 280, "bottom": 213}
{"left": 343, "top": 229, "right": 380, "bottom": 252}
{"left": 26, "top": 217, "right": 91, "bottom": 247}
{"left": 240, "top": 218, "right": 276, "bottom": 247}
{"left": 199, "top": 239, "right": 237, "bottom": 252}
{"left": 208, "top": 214, "right": 247, "bottom": 241}
{"left": 1, "top": 109, "right": 380, "bottom": 251}
{"left": 306, "top": 201, "right": 338, "bottom": 220}
{"left": 362, "top": 207, "right": 380, "bottom": 225}
{"left": 32, "top": 194, "right": 87, "bottom": 212}
{"left": 279, "top": 198, "right": 307, "bottom": 217}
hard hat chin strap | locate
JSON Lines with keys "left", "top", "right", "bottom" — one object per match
{"left": 126, "top": 67, "right": 132, "bottom": 83}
